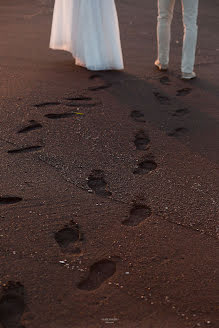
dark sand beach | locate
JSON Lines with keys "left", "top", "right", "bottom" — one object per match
{"left": 0, "top": 0, "right": 218, "bottom": 327}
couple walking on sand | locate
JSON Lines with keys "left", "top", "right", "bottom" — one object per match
{"left": 50, "top": 0, "right": 199, "bottom": 80}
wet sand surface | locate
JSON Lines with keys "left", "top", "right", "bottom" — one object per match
{"left": 0, "top": 1, "right": 218, "bottom": 327}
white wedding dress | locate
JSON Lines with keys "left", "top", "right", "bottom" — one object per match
{"left": 50, "top": 0, "right": 124, "bottom": 71}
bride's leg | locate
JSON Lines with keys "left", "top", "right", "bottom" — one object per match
{"left": 157, "top": 0, "right": 175, "bottom": 67}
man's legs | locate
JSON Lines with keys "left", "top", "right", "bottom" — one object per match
{"left": 157, "top": 0, "right": 175, "bottom": 68}
{"left": 181, "top": 0, "right": 199, "bottom": 74}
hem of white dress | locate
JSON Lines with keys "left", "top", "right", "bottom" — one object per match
{"left": 76, "top": 61, "right": 124, "bottom": 71}
{"left": 50, "top": 47, "right": 124, "bottom": 71}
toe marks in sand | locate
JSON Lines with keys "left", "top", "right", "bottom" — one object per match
{"left": 77, "top": 259, "right": 116, "bottom": 291}
{"left": 122, "top": 204, "right": 152, "bottom": 226}
{"left": 0, "top": 281, "right": 25, "bottom": 328}
{"left": 87, "top": 170, "right": 112, "bottom": 197}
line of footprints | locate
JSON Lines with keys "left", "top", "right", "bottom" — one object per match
{"left": 154, "top": 77, "right": 192, "bottom": 137}
{"left": 0, "top": 75, "right": 192, "bottom": 328}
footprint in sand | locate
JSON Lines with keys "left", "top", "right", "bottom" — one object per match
{"left": 0, "top": 196, "right": 22, "bottom": 205}
{"left": 87, "top": 170, "right": 112, "bottom": 197}
{"left": 17, "top": 121, "right": 42, "bottom": 134}
{"left": 0, "top": 281, "right": 25, "bottom": 328}
{"left": 64, "top": 96, "right": 92, "bottom": 101}
{"left": 133, "top": 156, "right": 157, "bottom": 175}
{"left": 65, "top": 102, "right": 100, "bottom": 108}
{"left": 77, "top": 259, "right": 116, "bottom": 291}
{"left": 153, "top": 91, "right": 170, "bottom": 104}
{"left": 8, "top": 146, "right": 43, "bottom": 154}
{"left": 176, "top": 88, "right": 192, "bottom": 97}
{"left": 64, "top": 95, "right": 101, "bottom": 107}
{"left": 168, "top": 127, "right": 188, "bottom": 137}
{"left": 122, "top": 204, "right": 152, "bottom": 226}
{"left": 134, "top": 131, "right": 150, "bottom": 150}
{"left": 130, "top": 110, "right": 145, "bottom": 123}
{"left": 89, "top": 74, "right": 102, "bottom": 80}
{"left": 54, "top": 221, "right": 83, "bottom": 254}
{"left": 160, "top": 76, "right": 171, "bottom": 85}
{"left": 172, "top": 108, "right": 190, "bottom": 117}
{"left": 45, "top": 112, "right": 83, "bottom": 119}
{"left": 88, "top": 83, "right": 112, "bottom": 91}
{"left": 34, "top": 102, "right": 61, "bottom": 108}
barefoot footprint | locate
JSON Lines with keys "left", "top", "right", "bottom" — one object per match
{"left": 77, "top": 259, "right": 116, "bottom": 291}
{"left": 64, "top": 96, "right": 92, "bottom": 101}
{"left": 45, "top": 112, "right": 83, "bottom": 119}
{"left": 0, "top": 281, "right": 25, "bottom": 328}
{"left": 153, "top": 91, "right": 170, "bottom": 104}
{"left": 176, "top": 88, "right": 192, "bottom": 97}
{"left": 54, "top": 221, "right": 83, "bottom": 254}
{"left": 130, "top": 110, "right": 145, "bottom": 123}
{"left": 133, "top": 157, "right": 157, "bottom": 175}
{"left": 87, "top": 170, "right": 112, "bottom": 197}
{"left": 88, "top": 83, "right": 112, "bottom": 91}
{"left": 122, "top": 204, "right": 152, "bottom": 226}
{"left": 172, "top": 108, "right": 190, "bottom": 117}
{"left": 134, "top": 131, "right": 150, "bottom": 150}
{"left": 160, "top": 76, "right": 171, "bottom": 85}
{"left": 168, "top": 127, "right": 188, "bottom": 137}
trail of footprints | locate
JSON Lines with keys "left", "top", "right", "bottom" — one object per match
{"left": 7, "top": 95, "right": 99, "bottom": 154}
{"left": 154, "top": 75, "right": 192, "bottom": 136}
{"left": 1, "top": 74, "right": 194, "bottom": 315}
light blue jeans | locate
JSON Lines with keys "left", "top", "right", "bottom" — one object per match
{"left": 157, "top": 0, "right": 199, "bottom": 73}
